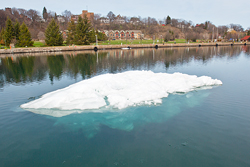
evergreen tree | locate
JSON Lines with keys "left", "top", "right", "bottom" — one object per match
{"left": 0, "top": 28, "right": 5, "bottom": 45}
{"left": 45, "top": 18, "right": 63, "bottom": 46}
{"left": 54, "top": 13, "right": 57, "bottom": 20}
{"left": 74, "top": 15, "right": 91, "bottom": 45}
{"left": 18, "top": 22, "right": 33, "bottom": 47}
{"left": 166, "top": 16, "right": 171, "bottom": 25}
{"left": 43, "top": 7, "right": 48, "bottom": 21}
{"left": 88, "top": 28, "right": 96, "bottom": 43}
{"left": 247, "top": 30, "right": 250, "bottom": 36}
{"left": 204, "top": 21, "right": 208, "bottom": 30}
{"left": 96, "top": 30, "right": 108, "bottom": 41}
{"left": 14, "top": 20, "right": 20, "bottom": 41}
{"left": 3, "top": 18, "right": 14, "bottom": 46}
{"left": 66, "top": 19, "right": 76, "bottom": 45}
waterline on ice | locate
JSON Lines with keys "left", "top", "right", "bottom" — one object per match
{"left": 21, "top": 70, "right": 222, "bottom": 117}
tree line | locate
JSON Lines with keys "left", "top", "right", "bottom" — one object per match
{"left": 45, "top": 15, "right": 107, "bottom": 46}
{"left": 0, "top": 18, "right": 33, "bottom": 47}
{"left": 0, "top": 7, "right": 249, "bottom": 46}
{"left": 0, "top": 14, "right": 107, "bottom": 47}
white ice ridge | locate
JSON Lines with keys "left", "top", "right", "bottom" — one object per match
{"left": 21, "top": 71, "right": 222, "bottom": 111}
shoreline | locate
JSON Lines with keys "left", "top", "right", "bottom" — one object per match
{"left": 0, "top": 42, "right": 249, "bottom": 55}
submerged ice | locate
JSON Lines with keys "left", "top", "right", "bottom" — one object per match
{"left": 21, "top": 71, "right": 222, "bottom": 117}
{"left": 52, "top": 91, "right": 211, "bottom": 138}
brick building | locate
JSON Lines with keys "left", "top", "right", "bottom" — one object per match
{"left": 71, "top": 10, "right": 94, "bottom": 23}
{"left": 102, "top": 30, "right": 144, "bottom": 40}
{"left": 80, "top": 10, "right": 94, "bottom": 21}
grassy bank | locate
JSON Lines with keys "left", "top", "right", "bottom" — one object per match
{"left": 0, "top": 44, "right": 8, "bottom": 49}
{"left": 0, "top": 39, "right": 203, "bottom": 49}
{"left": 1, "top": 39, "right": 237, "bottom": 49}
{"left": 30, "top": 39, "right": 189, "bottom": 48}
{"left": 33, "top": 41, "right": 45, "bottom": 47}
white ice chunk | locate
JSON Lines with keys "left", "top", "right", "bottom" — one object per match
{"left": 21, "top": 71, "right": 222, "bottom": 112}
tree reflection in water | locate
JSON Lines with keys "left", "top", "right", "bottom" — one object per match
{"left": 0, "top": 46, "right": 248, "bottom": 89}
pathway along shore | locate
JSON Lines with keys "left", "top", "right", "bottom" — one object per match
{"left": 0, "top": 42, "right": 249, "bottom": 55}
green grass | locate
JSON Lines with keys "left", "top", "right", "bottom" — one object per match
{"left": 167, "top": 39, "right": 186, "bottom": 43}
{"left": 97, "top": 39, "right": 194, "bottom": 45}
{"left": 32, "top": 41, "right": 68, "bottom": 47}
{"left": 98, "top": 39, "right": 156, "bottom": 45}
{"left": 1, "top": 39, "right": 198, "bottom": 49}
{"left": 17, "top": 39, "right": 197, "bottom": 48}
{"left": 33, "top": 41, "right": 45, "bottom": 47}
{"left": 0, "top": 44, "right": 8, "bottom": 49}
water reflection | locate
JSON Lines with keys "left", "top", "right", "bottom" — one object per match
{"left": 48, "top": 55, "right": 65, "bottom": 83}
{"left": 0, "top": 46, "right": 248, "bottom": 88}
{"left": 0, "top": 56, "right": 35, "bottom": 83}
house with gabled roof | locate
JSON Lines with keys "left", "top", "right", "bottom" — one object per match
{"left": 100, "top": 17, "right": 110, "bottom": 24}
{"left": 120, "top": 30, "right": 125, "bottom": 39}
{"left": 130, "top": 17, "right": 140, "bottom": 25}
{"left": 114, "top": 15, "right": 125, "bottom": 24}
{"left": 241, "top": 36, "right": 250, "bottom": 42}
{"left": 115, "top": 30, "right": 120, "bottom": 39}
{"left": 108, "top": 30, "right": 115, "bottom": 40}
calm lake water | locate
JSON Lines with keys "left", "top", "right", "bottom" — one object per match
{"left": 0, "top": 46, "right": 250, "bottom": 167}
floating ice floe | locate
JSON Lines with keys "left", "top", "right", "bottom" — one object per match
{"left": 21, "top": 71, "right": 222, "bottom": 117}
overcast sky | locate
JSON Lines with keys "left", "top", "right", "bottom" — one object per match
{"left": 2, "top": 0, "right": 250, "bottom": 29}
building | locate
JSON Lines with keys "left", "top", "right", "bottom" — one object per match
{"left": 120, "top": 30, "right": 125, "bottom": 39}
{"left": 71, "top": 10, "right": 94, "bottom": 23}
{"left": 57, "top": 15, "right": 66, "bottom": 23}
{"left": 227, "top": 28, "right": 236, "bottom": 33}
{"left": 101, "top": 30, "right": 144, "bottom": 40}
{"left": 130, "top": 17, "right": 140, "bottom": 25}
{"left": 71, "top": 15, "right": 79, "bottom": 23}
{"left": 5, "top": 8, "right": 11, "bottom": 13}
{"left": 241, "top": 36, "right": 250, "bottom": 42}
{"left": 103, "top": 30, "right": 109, "bottom": 37}
{"left": 80, "top": 10, "right": 94, "bottom": 21}
{"left": 108, "top": 31, "right": 115, "bottom": 39}
{"left": 100, "top": 17, "right": 110, "bottom": 24}
{"left": 114, "top": 15, "right": 125, "bottom": 24}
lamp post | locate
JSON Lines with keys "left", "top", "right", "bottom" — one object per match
{"left": 95, "top": 35, "right": 98, "bottom": 46}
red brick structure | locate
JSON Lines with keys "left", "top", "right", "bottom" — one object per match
{"left": 115, "top": 31, "right": 119, "bottom": 39}
{"left": 71, "top": 10, "right": 94, "bottom": 23}
{"left": 120, "top": 31, "right": 125, "bottom": 39}
{"left": 80, "top": 10, "right": 94, "bottom": 21}
{"left": 131, "top": 32, "right": 134, "bottom": 39}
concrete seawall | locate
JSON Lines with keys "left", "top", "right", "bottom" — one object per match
{"left": 0, "top": 42, "right": 249, "bottom": 55}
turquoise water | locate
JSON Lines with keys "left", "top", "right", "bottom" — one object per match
{"left": 0, "top": 46, "right": 250, "bottom": 166}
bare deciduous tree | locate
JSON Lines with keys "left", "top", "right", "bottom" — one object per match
{"left": 107, "top": 11, "right": 115, "bottom": 22}
{"left": 27, "top": 9, "right": 40, "bottom": 22}
{"left": 37, "top": 31, "right": 45, "bottom": 40}
{"left": 62, "top": 10, "right": 71, "bottom": 23}
{"left": 230, "top": 24, "right": 244, "bottom": 32}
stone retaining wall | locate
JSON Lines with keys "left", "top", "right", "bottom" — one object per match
{"left": 0, "top": 42, "right": 249, "bottom": 55}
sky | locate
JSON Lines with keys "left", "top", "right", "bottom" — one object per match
{"left": 2, "top": 0, "right": 250, "bottom": 30}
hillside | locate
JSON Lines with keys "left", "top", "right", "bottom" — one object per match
{"left": 0, "top": 7, "right": 247, "bottom": 42}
